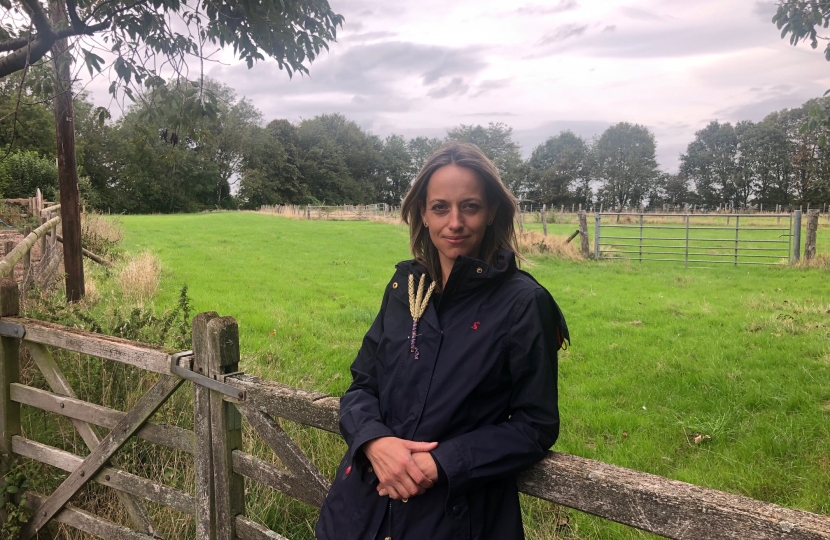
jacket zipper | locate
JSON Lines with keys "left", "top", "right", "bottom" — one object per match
{"left": 384, "top": 499, "right": 393, "bottom": 540}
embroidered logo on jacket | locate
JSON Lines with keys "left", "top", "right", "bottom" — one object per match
{"left": 471, "top": 321, "right": 480, "bottom": 330}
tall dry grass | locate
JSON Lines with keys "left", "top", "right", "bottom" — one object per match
{"left": 796, "top": 253, "right": 830, "bottom": 270}
{"left": 82, "top": 212, "right": 124, "bottom": 257}
{"left": 517, "top": 231, "right": 584, "bottom": 261}
{"left": 118, "top": 252, "right": 161, "bottom": 302}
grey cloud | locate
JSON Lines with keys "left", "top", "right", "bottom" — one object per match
{"left": 427, "top": 77, "right": 470, "bottom": 98}
{"left": 713, "top": 87, "right": 823, "bottom": 122}
{"left": 655, "top": 141, "right": 687, "bottom": 172}
{"left": 342, "top": 31, "right": 396, "bottom": 42}
{"left": 516, "top": 1, "right": 578, "bottom": 16}
{"left": 602, "top": 25, "right": 616, "bottom": 33}
{"left": 461, "top": 112, "right": 518, "bottom": 117}
{"left": 545, "top": 15, "right": 779, "bottom": 58}
{"left": 620, "top": 6, "right": 663, "bottom": 21}
{"left": 540, "top": 24, "right": 588, "bottom": 45}
{"left": 210, "top": 41, "right": 487, "bottom": 99}
{"left": 471, "top": 78, "right": 510, "bottom": 98}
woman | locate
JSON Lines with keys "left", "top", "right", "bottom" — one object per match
{"left": 316, "top": 142, "right": 568, "bottom": 540}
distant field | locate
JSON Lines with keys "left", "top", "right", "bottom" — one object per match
{"left": 120, "top": 212, "right": 830, "bottom": 539}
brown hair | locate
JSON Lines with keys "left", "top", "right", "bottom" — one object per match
{"left": 401, "top": 142, "right": 520, "bottom": 288}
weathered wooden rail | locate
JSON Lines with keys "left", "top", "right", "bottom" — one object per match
{"left": 0, "top": 280, "right": 829, "bottom": 539}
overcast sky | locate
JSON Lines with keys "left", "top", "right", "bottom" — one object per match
{"left": 87, "top": 0, "right": 830, "bottom": 171}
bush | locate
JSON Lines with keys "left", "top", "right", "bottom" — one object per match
{"left": 0, "top": 150, "right": 59, "bottom": 200}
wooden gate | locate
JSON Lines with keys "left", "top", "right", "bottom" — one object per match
{"left": 0, "top": 280, "right": 334, "bottom": 539}
{"left": 1, "top": 278, "right": 830, "bottom": 539}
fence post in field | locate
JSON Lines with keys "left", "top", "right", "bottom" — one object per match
{"left": 541, "top": 204, "right": 547, "bottom": 236}
{"left": 577, "top": 211, "right": 590, "bottom": 258}
{"left": 792, "top": 210, "right": 802, "bottom": 264}
{"left": 804, "top": 211, "right": 819, "bottom": 261}
{"left": 0, "top": 279, "right": 21, "bottom": 487}
{"left": 2, "top": 242, "right": 13, "bottom": 279}
{"left": 206, "top": 315, "right": 245, "bottom": 540}
{"left": 517, "top": 210, "right": 523, "bottom": 232}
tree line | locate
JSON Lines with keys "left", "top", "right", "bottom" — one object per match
{"left": 2, "top": 77, "right": 830, "bottom": 213}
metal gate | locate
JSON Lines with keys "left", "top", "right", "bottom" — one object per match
{"left": 594, "top": 212, "right": 797, "bottom": 266}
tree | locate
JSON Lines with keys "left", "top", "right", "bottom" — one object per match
{"left": 680, "top": 121, "right": 739, "bottom": 209}
{"left": 182, "top": 79, "right": 262, "bottom": 206}
{"left": 0, "top": 0, "right": 343, "bottom": 82}
{"left": 239, "top": 119, "right": 306, "bottom": 208}
{"left": 379, "top": 134, "right": 415, "bottom": 205}
{"left": 593, "top": 122, "right": 659, "bottom": 210}
{"left": 773, "top": 2, "right": 830, "bottom": 137}
{"left": 296, "top": 114, "right": 382, "bottom": 204}
{"left": 0, "top": 150, "right": 58, "bottom": 199}
{"left": 647, "top": 172, "right": 694, "bottom": 209}
{"left": 445, "top": 123, "right": 526, "bottom": 196}
{"left": 734, "top": 117, "right": 792, "bottom": 207}
{"left": 526, "top": 130, "right": 591, "bottom": 207}
{"left": 2, "top": 0, "right": 342, "bottom": 301}
{"left": 407, "top": 136, "right": 443, "bottom": 173}
{"left": 0, "top": 62, "right": 56, "bottom": 157}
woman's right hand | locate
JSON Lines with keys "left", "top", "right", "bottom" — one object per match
{"left": 363, "top": 437, "right": 438, "bottom": 500}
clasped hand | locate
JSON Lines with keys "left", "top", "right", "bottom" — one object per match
{"left": 363, "top": 437, "right": 439, "bottom": 500}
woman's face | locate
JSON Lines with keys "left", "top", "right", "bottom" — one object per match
{"left": 420, "top": 164, "right": 497, "bottom": 271}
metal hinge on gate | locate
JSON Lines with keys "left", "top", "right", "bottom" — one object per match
{"left": 0, "top": 320, "right": 25, "bottom": 339}
{"left": 169, "top": 350, "right": 246, "bottom": 400}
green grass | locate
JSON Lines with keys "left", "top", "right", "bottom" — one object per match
{"left": 118, "top": 212, "right": 830, "bottom": 539}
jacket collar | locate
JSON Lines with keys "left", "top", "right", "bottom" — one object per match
{"left": 394, "top": 250, "right": 517, "bottom": 333}
{"left": 396, "top": 249, "right": 518, "bottom": 299}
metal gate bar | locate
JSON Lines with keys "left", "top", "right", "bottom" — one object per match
{"left": 601, "top": 243, "right": 789, "bottom": 252}
{"left": 603, "top": 250, "right": 785, "bottom": 259}
{"left": 595, "top": 212, "right": 796, "bottom": 266}
{"left": 599, "top": 225, "right": 791, "bottom": 231}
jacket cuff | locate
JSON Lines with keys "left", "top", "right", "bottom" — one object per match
{"left": 429, "top": 451, "right": 447, "bottom": 485}
{"left": 430, "top": 439, "right": 470, "bottom": 503}
{"left": 346, "top": 422, "right": 395, "bottom": 465}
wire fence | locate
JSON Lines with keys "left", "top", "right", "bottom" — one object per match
{"left": 259, "top": 204, "right": 401, "bottom": 220}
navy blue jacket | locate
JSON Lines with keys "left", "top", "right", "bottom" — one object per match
{"left": 316, "top": 250, "right": 568, "bottom": 540}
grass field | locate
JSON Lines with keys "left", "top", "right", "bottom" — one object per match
{"left": 117, "top": 212, "right": 830, "bottom": 539}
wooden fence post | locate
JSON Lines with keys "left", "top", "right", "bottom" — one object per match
{"left": 193, "top": 312, "right": 219, "bottom": 540}
{"left": 206, "top": 316, "right": 244, "bottom": 540}
{"left": 39, "top": 213, "right": 47, "bottom": 257}
{"left": 792, "top": 210, "right": 802, "bottom": 264}
{"left": 0, "top": 279, "right": 21, "bottom": 474}
{"left": 2, "top": 242, "right": 13, "bottom": 279}
{"left": 804, "top": 211, "right": 819, "bottom": 261}
{"left": 578, "top": 211, "right": 590, "bottom": 258}
{"left": 22, "top": 227, "right": 31, "bottom": 280}
{"left": 541, "top": 204, "right": 547, "bottom": 236}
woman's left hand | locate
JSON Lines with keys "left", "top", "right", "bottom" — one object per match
{"left": 377, "top": 451, "right": 438, "bottom": 498}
